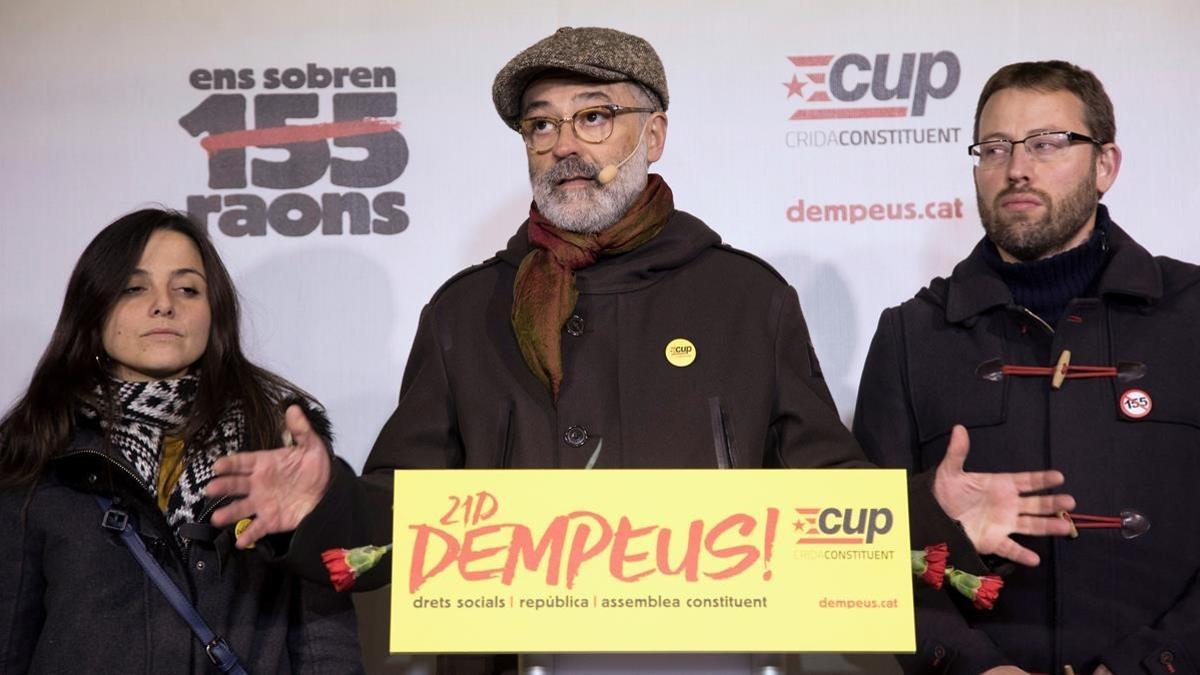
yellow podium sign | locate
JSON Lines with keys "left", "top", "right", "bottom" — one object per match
{"left": 389, "top": 469, "right": 914, "bottom": 653}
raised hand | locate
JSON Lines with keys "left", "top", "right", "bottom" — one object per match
{"left": 933, "top": 425, "right": 1076, "bottom": 566}
{"left": 206, "top": 404, "right": 332, "bottom": 548}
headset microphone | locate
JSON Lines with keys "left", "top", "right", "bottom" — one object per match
{"left": 597, "top": 117, "right": 653, "bottom": 185}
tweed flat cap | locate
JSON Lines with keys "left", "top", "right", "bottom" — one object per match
{"left": 492, "top": 26, "right": 668, "bottom": 128}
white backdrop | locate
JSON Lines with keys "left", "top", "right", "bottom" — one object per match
{"left": 3, "top": 2, "right": 1199, "bottom": 671}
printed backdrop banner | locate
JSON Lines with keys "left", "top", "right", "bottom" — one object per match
{"left": 389, "top": 470, "right": 913, "bottom": 653}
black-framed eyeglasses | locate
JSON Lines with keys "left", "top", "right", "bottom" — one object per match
{"left": 968, "top": 131, "right": 1104, "bottom": 169}
{"left": 515, "top": 104, "right": 656, "bottom": 153}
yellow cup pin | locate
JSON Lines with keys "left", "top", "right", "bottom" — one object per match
{"left": 664, "top": 338, "right": 697, "bottom": 367}
{"left": 235, "top": 518, "right": 255, "bottom": 548}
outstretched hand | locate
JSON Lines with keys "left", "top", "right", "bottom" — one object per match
{"left": 933, "top": 425, "right": 1075, "bottom": 567}
{"left": 206, "top": 404, "right": 332, "bottom": 549}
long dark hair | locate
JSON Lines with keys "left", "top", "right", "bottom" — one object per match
{"left": 0, "top": 208, "right": 302, "bottom": 485}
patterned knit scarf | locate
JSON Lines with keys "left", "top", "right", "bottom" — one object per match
{"left": 78, "top": 376, "right": 245, "bottom": 537}
{"left": 512, "top": 174, "right": 674, "bottom": 401}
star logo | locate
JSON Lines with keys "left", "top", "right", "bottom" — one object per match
{"left": 794, "top": 508, "right": 819, "bottom": 534}
{"left": 783, "top": 74, "right": 807, "bottom": 99}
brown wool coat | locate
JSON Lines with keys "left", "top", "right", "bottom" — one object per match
{"left": 289, "top": 211, "right": 956, "bottom": 674}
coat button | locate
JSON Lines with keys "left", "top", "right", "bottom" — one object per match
{"left": 195, "top": 560, "right": 206, "bottom": 571}
{"left": 565, "top": 314, "right": 585, "bottom": 337}
{"left": 87, "top": 473, "right": 98, "bottom": 484}
{"left": 563, "top": 426, "right": 589, "bottom": 447}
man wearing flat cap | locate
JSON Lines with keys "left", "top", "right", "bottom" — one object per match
{"left": 208, "top": 27, "right": 1074, "bottom": 673}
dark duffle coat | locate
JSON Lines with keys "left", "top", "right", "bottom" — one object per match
{"left": 854, "top": 206, "right": 1200, "bottom": 675}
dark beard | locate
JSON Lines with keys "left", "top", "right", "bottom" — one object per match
{"left": 978, "top": 165, "right": 1098, "bottom": 262}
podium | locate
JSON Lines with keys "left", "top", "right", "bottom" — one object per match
{"left": 387, "top": 469, "right": 914, "bottom": 660}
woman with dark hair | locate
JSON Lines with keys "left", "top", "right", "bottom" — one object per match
{"left": 0, "top": 208, "right": 363, "bottom": 673}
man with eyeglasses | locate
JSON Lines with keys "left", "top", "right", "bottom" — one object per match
{"left": 855, "top": 60, "right": 1200, "bottom": 675}
{"left": 207, "top": 31, "right": 1082, "bottom": 674}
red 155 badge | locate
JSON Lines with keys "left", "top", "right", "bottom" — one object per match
{"left": 1119, "top": 389, "right": 1152, "bottom": 419}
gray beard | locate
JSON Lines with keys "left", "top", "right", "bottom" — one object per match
{"left": 530, "top": 146, "right": 650, "bottom": 234}
{"left": 977, "top": 165, "right": 1098, "bottom": 262}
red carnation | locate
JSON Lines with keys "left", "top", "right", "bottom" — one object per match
{"left": 971, "top": 574, "right": 1003, "bottom": 610}
{"left": 911, "top": 542, "right": 949, "bottom": 589}
{"left": 946, "top": 566, "right": 1004, "bottom": 610}
{"left": 322, "top": 544, "right": 392, "bottom": 592}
